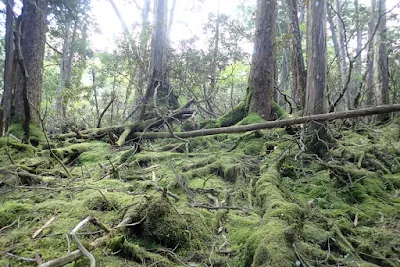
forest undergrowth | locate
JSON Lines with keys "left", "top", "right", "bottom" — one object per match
{"left": 0, "top": 116, "right": 399, "bottom": 266}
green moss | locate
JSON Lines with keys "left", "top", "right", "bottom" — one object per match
{"left": 244, "top": 220, "right": 296, "bottom": 267}
{"left": 201, "top": 102, "right": 247, "bottom": 128}
{"left": 0, "top": 202, "right": 32, "bottom": 228}
{"left": 8, "top": 123, "right": 46, "bottom": 145}
{"left": 107, "top": 235, "right": 172, "bottom": 265}
{"left": 302, "top": 222, "right": 330, "bottom": 245}
{"left": 53, "top": 141, "right": 109, "bottom": 165}
{"left": 272, "top": 102, "right": 289, "bottom": 119}
{"left": 237, "top": 113, "right": 265, "bottom": 125}
{"left": 85, "top": 195, "right": 120, "bottom": 211}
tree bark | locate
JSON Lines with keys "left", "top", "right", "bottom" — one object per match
{"left": 352, "top": 0, "right": 362, "bottom": 108}
{"left": 247, "top": 0, "right": 277, "bottom": 120}
{"left": 13, "top": 0, "right": 48, "bottom": 126}
{"left": 366, "top": 0, "right": 376, "bottom": 106}
{"left": 285, "top": 0, "right": 306, "bottom": 111}
{"left": 335, "top": 0, "right": 351, "bottom": 109}
{"left": 305, "top": 0, "right": 328, "bottom": 156}
{"left": 374, "top": 0, "right": 389, "bottom": 106}
{"left": 0, "top": 0, "right": 15, "bottom": 136}
{"left": 139, "top": 0, "right": 178, "bottom": 120}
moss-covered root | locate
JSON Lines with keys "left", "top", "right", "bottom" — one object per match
{"left": 244, "top": 161, "right": 304, "bottom": 266}
{"left": 108, "top": 235, "right": 172, "bottom": 265}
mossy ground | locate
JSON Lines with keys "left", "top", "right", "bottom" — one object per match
{"left": 0, "top": 118, "right": 399, "bottom": 266}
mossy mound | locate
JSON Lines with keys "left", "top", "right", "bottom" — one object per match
{"left": 124, "top": 194, "right": 213, "bottom": 250}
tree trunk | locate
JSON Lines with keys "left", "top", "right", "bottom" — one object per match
{"left": 13, "top": 0, "right": 48, "bottom": 126}
{"left": 56, "top": 20, "right": 72, "bottom": 115}
{"left": 279, "top": 47, "right": 289, "bottom": 108}
{"left": 352, "top": 0, "right": 362, "bottom": 108}
{"left": 305, "top": 0, "right": 328, "bottom": 156}
{"left": 285, "top": 0, "right": 306, "bottom": 111}
{"left": 209, "top": 0, "right": 220, "bottom": 106}
{"left": 92, "top": 70, "right": 100, "bottom": 119}
{"left": 335, "top": 0, "right": 351, "bottom": 109}
{"left": 374, "top": 0, "right": 389, "bottom": 106}
{"left": 0, "top": 0, "right": 15, "bottom": 136}
{"left": 247, "top": 0, "right": 277, "bottom": 120}
{"left": 366, "top": 0, "right": 376, "bottom": 106}
{"left": 139, "top": 0, "right": 178, "bottom": 120}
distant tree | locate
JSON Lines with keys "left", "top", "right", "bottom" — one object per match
{"left": 305, "top": 0, "right": 329, "bottom": 156}
{"left": 246, "top": 0, "right": 277, "bottom": 120}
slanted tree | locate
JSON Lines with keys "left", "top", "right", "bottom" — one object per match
{"left": 246, "top": 0, "right": 277, "bottom": 120}
{"left": 305, "top": 0, "right": 329, "bottom": 156}
{"left": 0, "top": 0, "right": 15, "bottom": 136}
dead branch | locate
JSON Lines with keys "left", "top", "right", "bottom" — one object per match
{"left": 97, "top": 96, "right": 115, "bottom": 128}
{"left": 70, "top": 216, "right": 96, "bottom": 267}
{"left": 6, "top": 252, "right": 36, "bottom": 262}
{"left": 32, "top": 216, "right": 56, "bottom": 239}
{"left": 131, "top": 104, "right": 400, "bottom": 139}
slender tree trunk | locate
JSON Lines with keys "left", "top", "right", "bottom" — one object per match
{"left": 279, "top": 48, "right": 289, "bottom": 108}
{"left": 374, "top": 0, "right": 389, "bottom": 106}
{"left": 56, "top": 20, "right": 72, "bottom": 114}
{"left": 366, "top": 0, "right": 376, "bottom": 106}
{"left": 167, "top": 0, "right": 177, "bottom": 39}
{"left": 247, "top": 0, "right": 277, "bottom": 120}
{"left": 136, "top": 0, "right": 151, "bottom": 101}
{"left": 13, "top": 0, "right": 48, "bottom": 127}
{"left": 209, "top": 0, "right": 220, "bottom": 101}
{"left": 352, "top": 0, "right": 362, "bottom": 108}
{"left": 335, "top": 0, "right": 351, "bottom": 109}
{"left": 0, "top": 0, "right": 15, "bottom": 136}
{"left": 92, "top": 70, "right": 100, "bottom": 119}
{"left": 305, "top": 0, "right": 329, "bottom": 156}
{"left": 285, "top": 0, "right": 306, "bottom": 110}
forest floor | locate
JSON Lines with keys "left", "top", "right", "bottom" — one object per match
{"left": 0, "top": 116, "right": 399, "bottom": 267}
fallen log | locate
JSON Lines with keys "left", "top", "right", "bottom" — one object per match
{"left": 131, "top": 104, "right": 400, "bottom": 139}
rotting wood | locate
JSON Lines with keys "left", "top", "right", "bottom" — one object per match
{"left": 132, "top": 104, "right": 400, "bottom": 139}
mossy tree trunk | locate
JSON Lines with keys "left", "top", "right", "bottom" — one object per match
{"left": 305, "top": 0, "right": 329, "bottom": 157}
{"left": 247, "top": 0, "right": 277, "bottom": 121}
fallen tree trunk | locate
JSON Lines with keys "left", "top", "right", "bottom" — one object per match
{"left": 132, "top": 104, "right": 400, "bottom": 139}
